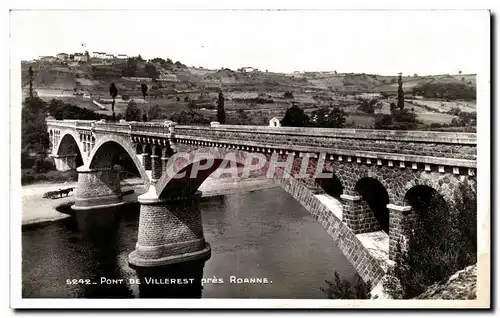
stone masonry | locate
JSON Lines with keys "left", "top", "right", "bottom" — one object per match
{"left": 46, "top": 119, "right": 477, "bottom": 284}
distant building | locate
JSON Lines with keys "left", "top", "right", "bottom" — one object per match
{"left": 56, "top": 53, "right": 69, "bottom": 61}
{"left": 240, "top": 67, "right": 258, "bottom": 73}
{"left": 116, "top": 54, "right": 128, "bottom": 60}
{"left": 91, "top": 52, "right": 107, "bottom": 59}
{"left": 158, "top": 73, "right": 178, "bottom": 82}
{"left": 269, "top": 117, "right": 281, "bottom": 127}
{"left": 73, "top": 53, "right": 88, "bottom": 62}
{"left": 105, "top": 53, "right": 115, "bottom": 60}
{"left": 39, "top": 56, "right": 56, "bottom": 62}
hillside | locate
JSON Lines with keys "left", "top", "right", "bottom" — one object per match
{"left": 21, "top": 57, "right": 477, "bottom": 129}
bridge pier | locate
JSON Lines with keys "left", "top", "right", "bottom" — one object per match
{"left": 142, "top": 144, "right": 152, "bottom": 171}
{"left": 387, "top": 204, "right": 413, "bottom": 261}
{"left": 340, "top": 194, "right": 380, "bottom": 234}
{"left": 53, "top": 154, "right": 78, "bottom": 171}
{"left": 72, "top": 166, "right": 124, "bottom": 210}
{"left": 151, "top": 145, "right": 162, "bottom": 181}
{"left": 128, "top": 190, "right": 211, "bottom": 268}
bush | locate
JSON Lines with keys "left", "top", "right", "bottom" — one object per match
{"left": 357, "top": 98, "right": 380, "bottom": 114}
{"left": 21, "top": 169, "right": 78, "bottom": 185}
{"left": 283, "top": 91, "right": 294, "bottom": 99}
{"left": 321, "top": 272, "right": 372, "bottom": 299}
{"left": 121, "top": 94, "right": 130, "bottom": 101}
{"left": 32, "top": 157, "right": 55, "bottom": 173}
{"left": 374, "top": 114, "right": 393, "bottom": 129}
{"left": 125, "top": 100, "right": 141, "bottom": 121}
{"left": 310, "top": 107, "right": 347, "bottom": 128}
{"left": 447, "top": 107, "right": 462, "bottom": 116}
{"left": 389, "top": 183, "right": 477, "bottom": 299}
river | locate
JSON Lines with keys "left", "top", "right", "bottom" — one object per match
{"left": 22, "top": 187, "right": 356, "bottom": 299}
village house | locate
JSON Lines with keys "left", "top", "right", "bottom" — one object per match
{"left": 91, "top": 52, "right": 107, "bottom": 59}
{"left": 56, "top": 53, "right": 69, "bottom": 61}
{"left": 73, "top": 53, "right": 88, "bottom": 62}
{"left": 39, "top": 56, "right": 56, "bottom": 62}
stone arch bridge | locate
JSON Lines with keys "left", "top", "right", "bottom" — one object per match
{"left": 46, "top": 119, "right": 477, "bottom": 286}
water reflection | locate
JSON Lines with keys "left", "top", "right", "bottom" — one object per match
{"left": 133, "top": 258, "right": 208, "bottom": 298}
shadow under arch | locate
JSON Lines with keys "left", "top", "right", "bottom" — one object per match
{"left": 155, "top": 148, "right": 250, "bottom": 199}
{"left": 56, "top": 133, "right": 85, "bottom": 168}
{"left": 315, "top": 171, "right": 343, "bottom": 199}
{"left": 354, "top": 177, "right": 390, "bottom": 233}
{"left": 87, "top": 137, "right": 150, "bottom": 188}
{"left": 404, "top": 185, "right": 449, "bottom": 219}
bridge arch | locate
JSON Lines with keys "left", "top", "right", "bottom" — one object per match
{"left": 155, "top": 147, "right": 250, "bottom": 199}
{"left": 354, "top": 177, "right": 390, "bottom": 233}
{"left": 87, "top": 135, "right": 150, "bottom": 188}
{"left": 55, "top": 131, "right": 85, "bottom": 160}
{"left": 152, "top": 147, "right": 386, "bottom": 284}
{"left": 315, "top": 170, "right": 343, "bottom": 199}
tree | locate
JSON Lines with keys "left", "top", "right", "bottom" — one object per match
{"left": 141, "top": 83, "right": 148, "bottom": 101}
{"left": 123, "top": 58, "right": 138, "bottom": 77}
{"left": 137, "top": 54, "right": 144, "bottom": 62}
{"left": 374, "top": 114, "right": 393, "bottom": 129}
{"left": 147, "top": 104, "right": 161, "bottom": 121}
{"left": 142, "top": 113, "right": 148, "bottom": 122}
{"left": 310, "top": 107, "right": 347, "bottom": 128}
{"left": 217, "top": 90, "right": 226, "bottom": 124}
{"left": 144, "top": 63, "right": 158, "bottom": 81}
{"left": 390, "top": 102, "right": 398, "bottom": 112}
{"left": 109, "top": 83, "right": 118, "bottom": 121}
{"left": 358, "top": 98, "right": 379, "bottom": 114}
{"left": 28, "top": 66, "right": 34, "bottom": 98}
{"left": 390, "top": 184, "right": 477, "bottom": 299}
{"left": 22, "top": 97, "right": 49, "bottom": 157}
{"left": 124, "top": 100, "right": 141, "bottom": 121}
{"left": 281, "top": 104, "right": 310, "bottom": 127}
{"left": 397, "top": 73, "right": 404, "bottom": 110}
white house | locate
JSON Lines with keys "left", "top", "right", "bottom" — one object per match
{"left": 56, "top": 53, "right": 69, "bottom": 61}
{"left": 105, "top": 53, "right": 115, "bottom": 60}
{"left": 73, "top": 53, "right": 88, "bottom": 62}
{"left": 269, "top": 117, "right": 281, "bottom": 127}
{"left": 116, "top": 54, "right": 128, "bottom": 60}
{"left": 91, "top": 52, "right": 107, "bottom": 59}
{"left": 39, "top": 56, "right": 56, "bottom": 62}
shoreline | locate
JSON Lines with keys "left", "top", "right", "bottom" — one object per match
{"left": 21, "top": 177, "right": 277, "bottom": 228}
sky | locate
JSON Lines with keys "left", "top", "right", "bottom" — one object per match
{"left": 10, "top": 9, "right": 489, "bottom": 75}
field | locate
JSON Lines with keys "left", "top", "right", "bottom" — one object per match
{"left": 22, "top": 59, "right": 476, "bottom": 129}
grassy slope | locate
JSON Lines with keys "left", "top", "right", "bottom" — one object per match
{"left": 22, "top": 60, "right": 476, "bottom": 128}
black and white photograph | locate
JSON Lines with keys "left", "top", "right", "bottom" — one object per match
{"left": 8, "top": 5, "right": 491, "bottom": 309}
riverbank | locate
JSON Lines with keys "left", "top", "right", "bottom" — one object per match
{"left": 21, "top": 176, "right": 277, "bottom": 227}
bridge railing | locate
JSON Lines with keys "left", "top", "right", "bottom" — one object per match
{"left": 92, "top": 122, "right": 131, "bottom": 134}
{"left": 173, "top": 124, "right": 477, "bottom": 163}
{"left": 130, "top": 122, "right": 171, "bottom": 136}
{"left": 175, "top": 124, "right": 477, "bottom": 144}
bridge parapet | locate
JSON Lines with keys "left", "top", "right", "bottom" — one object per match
{"left": 173, "top": 124, "right": 476, "bottom": 167}
{"left": 130, "top": 121, "right": 176, "bottom": 137}
{"left": 92, "top": 121, "right": 131, "bottom": 135}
